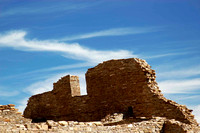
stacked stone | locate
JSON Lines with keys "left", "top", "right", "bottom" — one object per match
{"left": 24, "top": 58, "right": 198, "bottom": 124}
{"left": 23, "top": 58, "right": 199, "bottom": 130}
{"left": 101, "top": 113, "right": 124, "bottom": 124}
{"left": 134, "top": 58, "right": 160, "bottom": 94}
{"left": 0, "top": 104, "right": 31, "bottom": 132}
{"left": 0, "top": 104, "right": 25, "bottom": 123}
{"left": 129, "top": 58, "right": 197, "bottom": 126}
{"left": 1, "top": 115, "right": 199, "bottom": 132}
{"left": 0, "top": 104, "right": 200, "bottom": 133}
{"left": 0, "top": 104, "right": 17, "bottom": 111}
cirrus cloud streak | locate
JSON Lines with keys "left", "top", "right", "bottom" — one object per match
{"left": 0, "top": 30, "right": 135, "bottom": 63}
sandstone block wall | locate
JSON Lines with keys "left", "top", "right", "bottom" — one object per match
{"left": 24, "top": 58, "right": 198, "bottom": 125}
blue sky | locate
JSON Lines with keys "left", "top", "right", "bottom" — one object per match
{"left": 0, "top": 0, "right": 200, "bottom": 122}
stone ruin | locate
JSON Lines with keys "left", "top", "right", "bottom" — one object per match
{"left": 23, "top": 58, "right": 198, "bottom": 126}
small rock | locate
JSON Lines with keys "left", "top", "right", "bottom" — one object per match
{"left": 87, "top": 121, "right": 103, "bottom": 126}
{"left": 24, "top": 123, "right": 32, "bottom": 130}
{"left": 3, "top": 109, "right": 10, "bottom": 112}
{"left": 41, "top": 123, "right": 48, "bottom": 130}
{"left": 8, "top": 104, "right": 15, "bottom": 107}
{"left": 140, "top": 117, "right": 147, "bottom": 120}
{"left": 94, "top": 121, "right": 103, "bottom": 126}
{"left": 128, "top": 124, "right": 133, "bottom": 127}
{"left": 68, "top": 121, "right": 74, "bottom": 126}
{"left": 58, "top": 121, "right": 68, "bottom": 126}
{"left": 73, "top": 121, "right": 78, "bottom": 125}
{"left": 35, "top": 124, "right": 41, "bottom": 129}
{"left": 78, "top": 122, "right": 85, "bottom": 125}
{"left": 46, "top": 120, "right": 57, "bottom": 127}
{"left": 16, "top": 124, "right": 25, "bottom": 129}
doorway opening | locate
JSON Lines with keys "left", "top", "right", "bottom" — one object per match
{"left": 127, "top": 106, "right": 134, "bottom": 117}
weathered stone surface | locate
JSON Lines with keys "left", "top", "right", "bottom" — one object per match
{"left": 58, "top": 121, "right": 68, "bottom": 126}
{"left": 0, "top": 104, "right": 31, "bottom": 124}
{"left": 0, "top": 115, "right": 199, "bottom": 132}
{"left": 23, "top": 58, "right": 196, "bottom": 127}
{"left": 101, "top": 113, "right": 124, "bottom": 124}
{"left": 46, "top": 120, "right": 58, "bottom": 127}
{"left": 24, "top": 58, "right": 198, "bottom": 127}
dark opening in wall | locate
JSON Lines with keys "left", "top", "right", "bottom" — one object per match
{"left": 123, "top": 106, "right": 134, "bottom": 119}
{"left": 32, "top": 117, "right": 47, "bottom": 123}
{"left": 128, "top": 106, "right": 134, "bottom": 117}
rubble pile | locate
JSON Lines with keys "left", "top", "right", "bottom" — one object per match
{"left": 0, "top": 107, "right": 200, "bottom": 133}
{"left": 0, "top": 104, "right": 30, "bottom": 123}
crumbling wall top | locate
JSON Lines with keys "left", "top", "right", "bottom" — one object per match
{"left": 52, "top": 75, "right": 81, "bottom": 97}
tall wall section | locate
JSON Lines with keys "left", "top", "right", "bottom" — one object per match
{"left": 85, "top": 58, "right": 197, "bottom": 125}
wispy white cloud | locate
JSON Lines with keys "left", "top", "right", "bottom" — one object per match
{"left": 25, "top": 77, "right": 54, "bottom": 95}
{"left": 189, "top": 105, "right": 200, "bottom": 124}
{"left": 144, "top": 52, "right": 188, "bottom": 59}
{"left": 60, "top": 27, "right": 161, "bottom": 41}
{"left": 0, "top": 90, "right": 19, "bottom": 97}
{"left": 0, "top": 30, "right": 135, "bottom": 63}
{"left": 176, "top": 95, "right": 200, "bottom": 100}
{"left": 16, "top": 98, "right": 29, "bottom": 113}
{"left": 1, "top": 63, "right": 91, "bottom": 82}
{"left": 157, "top": 65, "right": 200, "bottom": 79}
{"left": 0, "top": 2, "right": 94, "bottom": 17}
{"left": 42, "top": 63, "right": 91, "bottom": 72}
{"left": 0, "top": 85, "right": 19, "bottom": 97}
{"left": 158, "top": 78, "right": 200, "bottom": 94}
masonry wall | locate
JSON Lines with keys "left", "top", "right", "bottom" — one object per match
{"left": 24, "top": 75, "right": 87, "bottom": 122}
{"left": 85, "top": 58, "right": 197, "bottom": 124}
{"left": 24, "top": 58, "right": 198, "bottom": 125}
